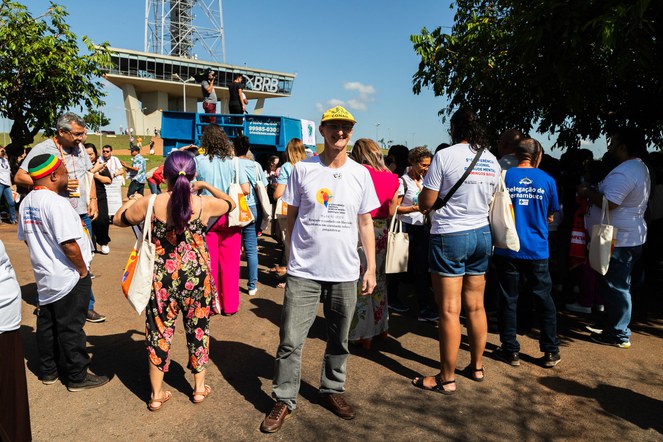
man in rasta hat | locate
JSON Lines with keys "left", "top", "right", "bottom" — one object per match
{"left": 18, "top": 154, "right": 110, "bottom": 392}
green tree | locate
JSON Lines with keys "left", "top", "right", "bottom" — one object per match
{"left": 0, "top": 1, "right": 111, "bottom": 161}
{"left": 411, "top": 0, "right": 663, "bottom": 149}
{"left": 83, "top": 110, "right": 111, "bottom": 133}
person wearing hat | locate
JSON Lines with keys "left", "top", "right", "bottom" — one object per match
{"left": 18, "top": 154, "right": 110, "bottom": 392}
{"left": 122, "top": 145, "right": 147, "bottom": 197}
{"left": 260, "top": 106, "right": 379, "bottom": 433}
{"left": 14, "top": 112, "right": 106, "bottom": 323}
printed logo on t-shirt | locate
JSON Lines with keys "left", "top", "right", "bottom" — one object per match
{"left": 519, "top": 177, "right": 532, "bottom": 185}
{"left": 316, "top": 188, "right": 333, "bottom": 207}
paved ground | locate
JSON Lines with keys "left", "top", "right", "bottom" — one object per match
{"left": 2, "top": 220, "right": 662, "bottom": 442}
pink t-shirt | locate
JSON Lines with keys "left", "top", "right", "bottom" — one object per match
{"left": 365, "top": 166, "right": 399, "bottom": 219}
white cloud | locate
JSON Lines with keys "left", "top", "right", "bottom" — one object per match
{"left": 319, "top": 82, "right": 376, "bottom": 114}
{"left": 344, "top": 82, "right": 376, "bottom": 99}
{"left": 346, "top": 99, "right": 367, "bottom": 111}
{"left": 328, "top": 98, "right": 345, "bottom": 107}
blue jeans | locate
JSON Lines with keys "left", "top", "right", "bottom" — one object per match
{"left": 494, "top": 255, "right": 560, "bottom": 353}
{"left": 241, "top": 206, "right": 259, "bottom": 290}
{"left": 272, "top": 275, "right": 357, "bottom": 410}
{"left": 79, "top": 214, "right": 95, "bottom": 311}
{"left": 598, "top": 245, "right": 643, "bottom": 342}
{"left": 0, "top": 183, "right": 16, "bottom": 223}
{"left": 147, "top": 182, "right": 161, "bottom": 195}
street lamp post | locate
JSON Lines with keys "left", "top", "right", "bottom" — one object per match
{"left": 375, "top": 123, "right": 380, "bottom": 143}
{"left": 173, "top": 74, "right": 196, "bottom": 112}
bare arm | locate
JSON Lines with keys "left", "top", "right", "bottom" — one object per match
{"left": 60, "top": 239, "right": 88, "bottom": 278}
{"left": 14, "top": 168, "right": 33, "bottom": 187}
{"left": 240, "top": 182, "right": 250, "bottom": 195}
{"left": 577, "top": 185, "right": 619, "bottom": 210}
{"left": 358, "top": 212, "right": 376, "bottom": 296}
{"left": 273, "top": 183, "right": 286, "bottom": 200}
{"left": 93, "top": 171, "right": 112, "bottom": 185}
{"left": 286, "top": 205, "right": 299, "bottom": 246}
{"left": 113, "top": 194, "right": 148, "bottom": 227}
{"left": 418, "top": 187, "right": 439, "bottom": 212}
{"left": 87, "top": 175, "right": 98, "bottom": 220}
{"left": 388, "top": 189, "right": 399, "bottom": 217}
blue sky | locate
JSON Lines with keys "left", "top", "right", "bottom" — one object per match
{"left": 23, "top": 0, "right": 457, "bottom": 149}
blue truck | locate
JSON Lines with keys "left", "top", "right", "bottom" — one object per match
{"left": 160, "top": 111, "right": 316, "bottom": 156}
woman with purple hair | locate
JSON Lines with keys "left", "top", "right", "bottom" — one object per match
{"left": 114, "top": 150, "right": 235, "bottom": 411}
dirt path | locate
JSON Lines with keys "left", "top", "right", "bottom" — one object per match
{"left": 1, "top": 221, "right": 662, "bottom": 441}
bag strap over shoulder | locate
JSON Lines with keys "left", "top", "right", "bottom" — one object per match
{"left": 142, "top": 194, "right": 158, "bottom": 242}
{"left": 431, "top": 146, "right": 486, "bottom": 211}
{"left": 601, "top": 196, "right": 611, "bottom": 224}
{"left": 389, "top": 206, "right": 401, "bottom": 233}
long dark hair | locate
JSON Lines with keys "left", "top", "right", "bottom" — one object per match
{"left": 164, "top": 151, "right": 196, "bottom": 233}
{"left": 450, "top": 108, "right": 487, "bottom": 150}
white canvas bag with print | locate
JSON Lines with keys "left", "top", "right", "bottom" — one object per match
{"left": 227, "top": 157, "right": 254, "bottom": 227}
{"left": 490, "top": 170, "right": 520, "bottom": 252}
{"left": 588, "top": 196, "right": 617, "bottom": 275}
{"left": 127, "top": 194, "right": 157, "bottom": 314}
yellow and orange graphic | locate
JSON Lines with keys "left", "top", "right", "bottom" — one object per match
{"left": 316, "top": 188, "right": 333, "bottom": 207}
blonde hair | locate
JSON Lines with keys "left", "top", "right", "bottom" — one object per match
{"left": 350, "top": 138, "right": 387, "bottom": 172}
{"left": 285, "top": 138, "right": 306, "bottom": 165}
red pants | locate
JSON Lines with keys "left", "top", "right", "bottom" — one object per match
{"left": 205, "top": 215, "right": 241, "bottom": 314}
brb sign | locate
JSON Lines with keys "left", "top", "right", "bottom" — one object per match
{"left": 247, "top": 75, "right": 279, "bottom": 93}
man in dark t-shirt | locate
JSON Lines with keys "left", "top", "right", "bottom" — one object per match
{"left": 228, "top": 73, "right": 248, "bottom": 135}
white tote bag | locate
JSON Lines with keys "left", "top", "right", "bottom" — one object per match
{"left": 588, "top": 196, "right": 617, "bottom": 275}
{"left": 490, "top": 171, "right": 520, "bottom": 252}
{"left": 254, "top": 162, "right": 273, "bottom": 231}
{"left": 127, "top": 194, "right": 157, "bottom": 314}
{"left": 385, "top": 208, "right": 410, "bottom": 274}
{"left": 227, "top": 158, "right": 254, "bottom": 227}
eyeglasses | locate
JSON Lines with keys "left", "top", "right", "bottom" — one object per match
{"left": 102, "top": 150, "right": 111, "bottom": 153}
{"left": 66, "top": 130, "right": 86, "bottom": 137}
{"left": 324, "top": 123, "right": 354, "bottom": 132}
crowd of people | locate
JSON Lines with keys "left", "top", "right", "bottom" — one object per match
{"left": 0, "top": 104, "right": 658, "bottom": 439}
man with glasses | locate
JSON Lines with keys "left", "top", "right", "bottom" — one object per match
{"left": 260, "top": 106, "right": 379, "bottom": 433}
{"left": 15, "top": 112, "right": 107, "bottom": 323}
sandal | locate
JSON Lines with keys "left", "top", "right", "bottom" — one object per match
{"left": 192, "top": 384, "right": 212, "bottom": 404}
{"left": 461, "top": 365, "right": 485, "bottom": 382}
{"left": 148, "top": 390, "right": 172, "bottom": 412}
{"left": 411, "top": 374, "right": 456, "bottom": 395}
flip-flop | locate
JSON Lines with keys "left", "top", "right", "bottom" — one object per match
{"left": 148, "top": 390, "right": 172, "bottom": 411}
{"left": 192, "top": 384, "right": 212, "bottom": 404}
{"left": 411, "top": 374, "right": 456, "bottom": 395}
{"left": 461, "top": 365, "right": 485, "bottom": 382}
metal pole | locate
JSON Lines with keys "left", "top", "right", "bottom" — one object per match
{"left": 99, "top": 108, "right": 102, "bottom": 148}
{"left": 183, "top": 83, "right": 186, "bottom": 112}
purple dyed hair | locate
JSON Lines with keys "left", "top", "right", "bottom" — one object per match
{"left": 164, "top": 150, "right": 196, "bottom": 233}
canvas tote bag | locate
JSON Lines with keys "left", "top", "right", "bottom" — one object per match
{"left": 227, "top": 158, "right": 254, "bottom": 227}
{"left": 490, "top": 170, "right": 520, "bottom": 252}
{"left": 254, "top": 162, "right": 273, "bottom": 231}
{"left": 121, "top": 194, "right": 157, "bottom": 314}
{"left": 588, "top": 196, "right": 617, "bottom": 275}
{"left": 385, "top": 207, "right": 410, "bottom": 274}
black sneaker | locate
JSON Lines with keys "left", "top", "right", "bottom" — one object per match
{"left": 493, "top": 347, "right": 521, "bottom": 366}
{"left": 67, "top": 373, "right": 110, "bottom": 392}
{"left": 542, "top": 352, "right": 561, "bottom": 368}
{"left": 591, "top": 332, "right": 631, "bottom": 348}
{"left": 388, "top": 299, "right": 409, "bottom": 313}
{"left": 86, "top": 310, "right": 106, "bottom": 323}
{"left": 42, "top": 372, "right": 59, "bottom": 385}
{"left": 417, "top": 307, "right": 439, "bottom": 323}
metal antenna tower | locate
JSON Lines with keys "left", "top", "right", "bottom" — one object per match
{"left": 145, "top": 0, "right": 226, "bottom": 63}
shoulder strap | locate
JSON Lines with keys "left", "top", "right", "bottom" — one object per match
{"left": 400, "top": 176, "right": 408, "bottom": 196}
{"left": 431, "top": 146, "right": 485, "bottom": 211}
{"left": 142, "top": 194, "right": 158, "bottom": 242}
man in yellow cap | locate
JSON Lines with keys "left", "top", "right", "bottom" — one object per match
{"left": 18, "top": 154, "right": 110, "bottom": 392}
{"left": 261, "top": 106, "right": 379, "bottom": 433}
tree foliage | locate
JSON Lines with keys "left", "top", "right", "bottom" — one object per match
{"left": 83, "top": 110, "right": 110, "bottom": 133}
{"left": 411, "top": 0, "right": 663, "bottom": 149}
{"left": 0, "top": 1, "right": 111, "bottom": 159}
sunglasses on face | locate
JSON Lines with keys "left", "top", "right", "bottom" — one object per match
{"left": 324, "top": 123, "right": 354, "bottom": 132}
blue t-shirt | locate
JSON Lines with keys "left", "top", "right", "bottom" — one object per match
{"left": 194, "top": 156, "right": 248, "bottom": 195}
{"left": 494, "top": 167, "right": 559, "bottom": 260}
{"left": 239, "top": 158, "right": 268, "bottom": 207}
{"left": 276, "top": 162, "right": 294, "bottom": 185}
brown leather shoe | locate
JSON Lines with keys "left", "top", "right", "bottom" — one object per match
{"left": 321, "top": 393, "right": 356, "bottom": 420}
{"left": 260, "top": 401, "right": 292, "bottom": 433}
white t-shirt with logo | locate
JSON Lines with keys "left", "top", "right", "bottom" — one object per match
{"left": 423, "top": 143, "right": 500, "bottom": 235}
{"left": 586, "top": 158, "right": 650, "bottom": 247}
{"left": 18, "top": 190, "right": 93, "bottom": 305}
{"left": 397, "top": 174, "right": 425, "bottom": 225}
{"left": 283, "top": 156, "right": 380, "bottom": 282}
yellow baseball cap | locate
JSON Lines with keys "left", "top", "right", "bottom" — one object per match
{"left": 321, "top": 106, "right": 356, "bottom": 124}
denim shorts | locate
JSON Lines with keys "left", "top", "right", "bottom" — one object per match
{"left": 429, "top": 225, "right": 492, "bottom": 276}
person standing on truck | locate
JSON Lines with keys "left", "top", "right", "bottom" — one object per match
{"left": 201, "top": 68, "right": 218, "bottom": 124}
{"left": 228, "top": 73, "right": 248, "bottom": 135}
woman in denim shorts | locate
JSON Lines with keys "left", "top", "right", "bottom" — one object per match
{"left": 412, "top": 108, "right": 500, "bottom": 394}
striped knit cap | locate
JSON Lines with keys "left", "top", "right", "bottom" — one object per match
{"left": 28, "top": 154, "right": 62, "bottom": 179}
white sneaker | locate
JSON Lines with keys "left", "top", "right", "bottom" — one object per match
{"left": 248, "top": 288, "right": 258, "bottom": 296}
{"left": 594, "top": 304, "right": 604, "bottom": 312}
{"left": 565, "top": 302, "right": 592, "bottom": 314}
{"left": 100, "top": 245, "right": 110, "bottom": 255}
